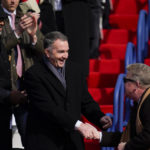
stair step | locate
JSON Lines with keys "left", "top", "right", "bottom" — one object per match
{"left": 89, "top": 59, "right": 124, "bottom": 73}
{"left": 88, "top": 88, "right": 114, "bottom": 105}
{"left": 81, "top": 105, "right": 113, "bottom": 124}
{"left": 144, "top": 59, "right": 150, "bottom": 66}
{"left": 111, "top": 0, "right": 148, "bottom": 14}
{"left": 102, "top": 29, "right": 129, "bottom": 44}
{"left": 87, "top": 72, "right": 118, "bottom": 88}
{"left": 100, "top": 44, "right": 126, "bottom": 60}
{"left": 109, "top": 15, "right": 139, "bottom": 31}
{"left": 100, "top": 105, "right": 113, "bottom": 114}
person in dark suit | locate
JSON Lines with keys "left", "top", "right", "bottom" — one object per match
{"left": 98, "top": 63, "right": 150, "bottom": 150}
{"left": 24, "top": 31, "right": 112, "bottom": 150}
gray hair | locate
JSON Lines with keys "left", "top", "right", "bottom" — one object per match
{"left": 44, "top": 31, "right": 68, "bottom": 51}
{"left": 127, "top": 63, "right": 150, "bottom": 88}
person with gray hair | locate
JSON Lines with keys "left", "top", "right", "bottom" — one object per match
{"left": 95, "top": 63, "right": 150, "bottom": 150}
{"left": 43, "top": 31, "right": 68, "bottom": 51}
{"left": 24, "top": 31, "right": 112, "bottom": 150}
{"left": 126, "top": 63, "right": 150, "bottom": 89}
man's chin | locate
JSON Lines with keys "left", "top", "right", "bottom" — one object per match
{"left": 8, "top": 7, "right": 16, "bottom": 12}
{"left": 58, "top": 62, "right": 65, "bottom": 67}
{"left": 58, "top": 64, "right": 65, "bottom": 68}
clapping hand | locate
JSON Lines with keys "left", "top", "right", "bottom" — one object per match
{"left": 25, "top": 12, "right": 39, "bottom": 37}
{"left": 16, "top": 12, "right": 39, "bottom": 43}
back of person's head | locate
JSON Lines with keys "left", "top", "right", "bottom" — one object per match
{"left": 44, "top": 31, "right": 68, "bottom": 51}
{"left": 127, "top": 63, "right": 150, "bottom": 89}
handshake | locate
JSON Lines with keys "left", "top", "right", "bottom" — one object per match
{"left": 76, "top": 115, "right": 112, "bottom": 140}
{"left": 77, "top": 122, "right": 100, "bottom": 140}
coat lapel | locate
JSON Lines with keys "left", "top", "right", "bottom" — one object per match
{"left": 65, "top": 61, "right": 76, "bottom": 103}
{"left": 41, "top": 62, "right": 66, "bottom": 97}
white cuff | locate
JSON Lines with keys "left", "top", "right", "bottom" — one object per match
{"left": 14, "top": 31, "right": 20, "bottom": 39}
{"left": 99, "top": 131, "right": 102, "bottom": 142}
{"left": 75, "top": 120, "right": 83, "bottom": 130}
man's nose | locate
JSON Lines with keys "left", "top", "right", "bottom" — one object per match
{"left": 63, "top": 53, "right": 68, "bottom": 59}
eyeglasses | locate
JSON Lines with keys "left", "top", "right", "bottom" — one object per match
{"left": 123, "top": 77, "right": 136, "bottom": 83}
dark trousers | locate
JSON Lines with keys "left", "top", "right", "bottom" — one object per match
{"left": 14, "top": 104, "right": 28, "bottom": 147}
{"left": 89, "top": 7, "right": 101, "bottom": 58}
{"left": 55, "top": 11, "right": 65, "bottom": 34}
{"left": 89, "top": 0, "right": 102, "bottom": 58}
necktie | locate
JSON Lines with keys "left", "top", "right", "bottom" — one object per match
{"left": 10, "top": 13, "right": 23, "bottom": 77}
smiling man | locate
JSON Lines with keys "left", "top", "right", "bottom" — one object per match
{"left": 44, "top": 38, "right": 69, "bottom": 68}
{"left": 24, "top": 31, "right": 112, "bottom": 150}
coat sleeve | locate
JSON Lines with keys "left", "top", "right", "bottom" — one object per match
{"left": 21, "top": 27, "right": 44, "bottom": 56}
{"left": 0, "top": 44, "right": 11, "bottom": 105}
{"left": 0, "top": 83, "right": 11, "bottom": 105}
{"left": 24, "top": 67, "right": 77, "bottom": 132}
{"left": 124, "top": 96, "right": 150, "bottom": 150}
{"left": 80, "top": 71, "right": 105, "bottom": 129}
{"left": 100, "top": 131, "right": 122, "bottom": 147}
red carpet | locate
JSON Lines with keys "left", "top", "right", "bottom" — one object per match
{"left": 109, "top": 15, "right": 138, "bottom": 31}
{"left": 85, "top": 0, "right": 148, "bottom": 149}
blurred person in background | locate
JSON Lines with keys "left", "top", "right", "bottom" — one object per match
{"left": 0, "top": 0, "right": 44, "bottom": 148}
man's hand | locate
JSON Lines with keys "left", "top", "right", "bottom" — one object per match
{"left": 15, "top": 14, "right": 34, "bottom": 36}
{"left": 9, "top": 90, "right": 27, "bottom": 105}
{"left": 26, "top": 13, "right": 39, "bottom": 37}
{"left": 100, "top": 115, "right": 112, "bottom": 129}
{"left": 76, "top": 122, "right": 100, "bottom": 139}
{"left": 15, "top": 12, "right": 39, "bottom": 43}
{"left": 118, "top": 142, "right": 126, "bottom": 150}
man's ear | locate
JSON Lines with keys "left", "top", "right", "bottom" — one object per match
{"left": 44, "top": 49, "right": 50, "bottom": 58}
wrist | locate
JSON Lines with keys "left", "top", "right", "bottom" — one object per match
{"left": 14, "top": 28, "right": 22, "bottom": 37}
{"left": 31, "top": 34, "right": 37, "bottom": 44}
{"left": 15, "top": 25, "right": 24, "bottom": 37}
